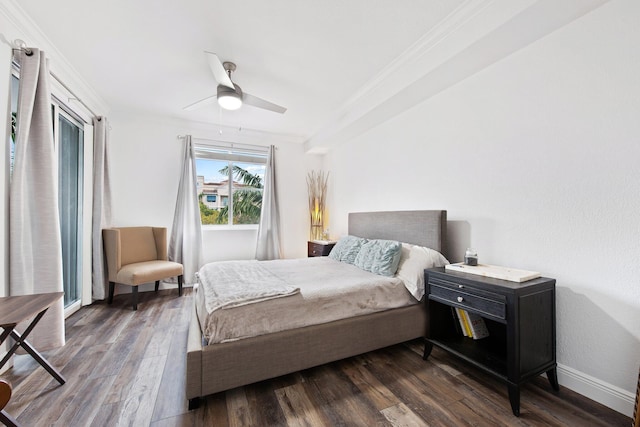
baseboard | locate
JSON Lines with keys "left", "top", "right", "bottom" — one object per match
{"left": 557, "top": 363, "right": 635, "bottom": 417}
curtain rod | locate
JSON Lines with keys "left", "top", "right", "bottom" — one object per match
{"left": 176, "top": 135, "right": 274, "bottom": 152}
{"left": 13, "top": 41, "right": 99, "bottom": 119}
{"left": 50, "top": 71, "right": 99, "bottom": 119}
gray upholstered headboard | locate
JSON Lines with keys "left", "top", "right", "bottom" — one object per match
{"left": 348, "top": 210, "right": 447, "bottom": 254}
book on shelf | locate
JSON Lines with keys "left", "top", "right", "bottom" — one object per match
{"left": 456, "top": 307, "right": 472, "bottom": 337}
{"left": 453, "top": 307, "right": 467, "bottom": 336}
{"left": 466, "top": 311, "right": 490, "bottom": 340}
{"left": 452, "top": 307, "right": 490, "bottom": 340}
{"left": 461, "top": 309, "right": 474, "bottom": 337}
{"left": 450, "top": 307, "right": 463, "bottom": 336}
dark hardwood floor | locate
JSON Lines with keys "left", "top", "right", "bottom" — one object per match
{"left": 1, "top": 289, "right": 631, "bottom": 426}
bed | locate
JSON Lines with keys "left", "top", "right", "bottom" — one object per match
{"left": 186, "top": 210, "right": 447, "bottom": 408}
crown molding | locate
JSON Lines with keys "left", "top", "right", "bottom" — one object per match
{"left": 304, "top": 0, "right": 609, "bottom": 153}
{"left": 0, "top": 0, "right": 110, "bottom": 117}
{"left": 338, "top": 0, "right": 498, "bottom": 109}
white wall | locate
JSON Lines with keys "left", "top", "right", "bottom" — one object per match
{"left": 108, "top": 112, "right": 320, "bottom": 276}
{"left": 324, "top": 0, "right": 640, "bottom": 416}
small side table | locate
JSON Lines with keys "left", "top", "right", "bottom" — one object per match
{"left": 308, "top": 241, "right": 336, "bottom": 257}
{"left": 0, "top": 292, "right": 66, "bottom": 386}
{"left": 424, "top": 267, "right": 557, "bottom": 416}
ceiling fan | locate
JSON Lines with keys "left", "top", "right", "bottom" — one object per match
{"left": 184, "top": 52, "right": 286, "bottom": 114}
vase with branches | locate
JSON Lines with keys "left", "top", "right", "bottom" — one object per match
{"left": 306, "top": 170, "right": 329, "bottom": 241}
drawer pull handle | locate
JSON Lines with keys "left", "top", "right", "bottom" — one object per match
{"left": 457, "top": 296, "right": 464, "bottom": 303}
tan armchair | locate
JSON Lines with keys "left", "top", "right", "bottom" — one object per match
{"left": 103, "top": 227, "right": 183, "bottom": 310}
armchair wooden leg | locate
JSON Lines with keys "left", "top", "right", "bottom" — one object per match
{"left": 155, "top": 281, "right": 160, "bottom": 292}
{"left": 108, "top": 282, "right": 115, "bottom": 304}
{"left": 132, "top": 287, "right": 138, "bottom": 311}
{"left": 178, "top": 275, "right": 183, "bottom": 297}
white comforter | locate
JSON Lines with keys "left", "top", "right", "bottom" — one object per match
{"left": 195, "top": 257, "right": 417, "bottom": 344}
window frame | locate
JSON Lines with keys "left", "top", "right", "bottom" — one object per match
{"left": 194, "top": 142, "right": 268, "bottom": 229}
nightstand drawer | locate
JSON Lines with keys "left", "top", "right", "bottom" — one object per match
{"left": 307, "top": 241, "right": 336, "bottom": 257}
{"left": 429, "top": 281, "right": 506, "bottom": 320}
{"left": 309, "top": 246, "right": 325, "bottom": 256}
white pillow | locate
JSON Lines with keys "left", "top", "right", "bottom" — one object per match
{"left": 396, "top": 244, "right": 449, "bottom": 300}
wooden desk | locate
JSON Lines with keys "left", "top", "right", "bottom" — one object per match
{"left": 0, "top": 292, "right": 66, "bottom": 385}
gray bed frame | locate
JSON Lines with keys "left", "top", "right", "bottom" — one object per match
{"left": 186, "top": 210, "right": 447, "bottom": 408}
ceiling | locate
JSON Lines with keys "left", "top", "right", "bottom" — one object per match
{"left": 15, "top": 0, "right": 608, "bottom": 151}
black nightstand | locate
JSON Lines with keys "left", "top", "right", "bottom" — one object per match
{"left": 423, "top": 267, "right": 558, "bottom": 416}
{"left": 307, "top": 241, "right": 336, "bottom": 257}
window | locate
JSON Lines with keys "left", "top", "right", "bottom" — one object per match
{"left": 194, "top": 144, "right": 267, "bottom": 226}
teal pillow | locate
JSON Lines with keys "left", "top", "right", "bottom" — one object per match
{"left": 328, "top": 235, "right": 367, "bottom": 264}
{"left": 354, "top": 239, "right": 402, "bottom": 277}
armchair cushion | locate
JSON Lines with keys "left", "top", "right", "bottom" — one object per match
{"left": 116, "top": 260, "right": 183, "bottom": 286}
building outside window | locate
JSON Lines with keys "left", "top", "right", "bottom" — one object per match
{"left": 194, "top": 144, "right": 267, "bottom": 226}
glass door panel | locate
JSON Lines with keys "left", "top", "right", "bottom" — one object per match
{"left": 58, "top": 113, "right": 84, "bottom": 308}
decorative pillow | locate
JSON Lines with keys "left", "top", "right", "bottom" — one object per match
{"left": 328, "top": 235, "right": 368, "bottom": 264}
{"left": 353, "top": 239, "right": 402, "bottom": 277}
{"left": 396, "top": 244, "right": 449, "bottom": 300}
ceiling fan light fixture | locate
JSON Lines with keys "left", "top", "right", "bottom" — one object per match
{"left": 217, "top": 84, "right": 242, "bottom": 110}
{"left": 184, "top": 54, "right": 286, "bottom": 113}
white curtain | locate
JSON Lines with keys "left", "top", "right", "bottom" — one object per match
{"left": 91, "top": 117, "right": 112, "bottom": 300}
{"left": 169, "top": 135, "right": 203, "bottom": 284}
{"left": 9, "top": 48, "right": 65, "bottom": 350}
{"left": 256, "top": 145, "right": 282, "bottom": 260}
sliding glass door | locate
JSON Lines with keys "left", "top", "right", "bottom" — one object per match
{"left": 57, "top": 110, "right": 84, "bottom": 309}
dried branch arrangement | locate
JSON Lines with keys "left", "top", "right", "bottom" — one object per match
{"left": 306, "top": 170, "right": 329, "bottom": 240}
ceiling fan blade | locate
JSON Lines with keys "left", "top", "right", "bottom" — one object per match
{"left": 243, "top": 92, "right": 287, "bottom": 114}
{"left": 183, "top": 94, "right": 217, "bottom": 111}
{"left": 204, "top": 51, "right": 234, "bottom": 89}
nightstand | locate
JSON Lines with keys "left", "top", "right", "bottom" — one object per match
{"left": 307, "top": 241, "right": 336, "bottom": 257}
{"left": 423, "top": 267, "right": 558, "bottom": 416}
